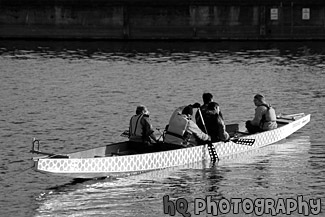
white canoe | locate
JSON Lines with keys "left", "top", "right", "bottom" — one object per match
{"left": 31, "top": 113, "right": 310, "bottom": 179}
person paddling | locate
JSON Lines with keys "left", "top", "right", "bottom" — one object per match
{"left": 164, "top": 105, "right": 211, "bottom": 147}
{"left": 203, "top": 102, "right": 230, "bottom": 142}
{"left": 195, "top": 92, "right": 214, "bottom": 130}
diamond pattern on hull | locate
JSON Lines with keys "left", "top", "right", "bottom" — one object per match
{"left": 36, "top": 115, "right": 310, "bottom": 177}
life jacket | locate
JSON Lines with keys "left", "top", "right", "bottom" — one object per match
{"left": 129, "top": 114, "right": 146, "bottom": 142}
{"left": 170, "top": 106, "right": 198, "bottom": 124}
{"left": 164, "top": 114, "right": 191, "bottom": 146}
{"left": 259, "top": 104, "right": 277, "bottom": 128}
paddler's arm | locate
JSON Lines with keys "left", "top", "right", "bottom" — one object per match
{"left": 187, "top": 120, "right": 211, "bottom": 141}
{"left": 217, "top": 116, "right": 230, "bottom": 142}
{"left": 142, "top": 116, "right": 159, "bottom": 142}
{"left": 250, "top": 106, "right": 265, "bottom": 126}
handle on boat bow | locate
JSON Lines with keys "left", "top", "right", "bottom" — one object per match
{"left": 32, "top": 138, "right": 40, "bottom": 152}
{"left": 30, "top": 138, "right": 55, "bottom": 156}
{"left": 30, "top": 138, "right": 69, "bottom": 158}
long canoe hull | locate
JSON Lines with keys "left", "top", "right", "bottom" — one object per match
{"left": 32, "top": 114, "right": 310, "bottom": 179}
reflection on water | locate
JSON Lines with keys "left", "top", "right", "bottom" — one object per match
{"left": 0, "top": 41, "right": 324, "bottom": 216}
{"left": 1, "top": 41, "right": 325, "bottom": 69}
{"left": 32, "top": 137, "right": 321, "bottom": 217}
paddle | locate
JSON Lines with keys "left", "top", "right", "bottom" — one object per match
{"left": 230, "top": 137, "right": 255, "bottom": 146}
{"left": 197, "top": 108, "right": 219, "bottom": 162}
{"left": 197, "top": 109, "right": 256, "bottom": 161}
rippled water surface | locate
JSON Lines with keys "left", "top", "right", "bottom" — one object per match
{"left": 0, "top": 40, "right": 324, "bottom": 217}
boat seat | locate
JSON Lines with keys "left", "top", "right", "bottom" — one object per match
{"left": 94, "top": 152, "right": 135, "bottom": 157}
{"left": 226, "top": 124, "right": 239, "bottom": 137}
{"left": 49, "top": 155, "right": 70, "bottom": 159}
{"left": 109, "top": 150, "right": 138, "bottom": 156}
{"left": 276, "top": 119, "right": 292, "bottom": 124}
{"left": 236, "top": 131, "right": 251, "bottom": 135}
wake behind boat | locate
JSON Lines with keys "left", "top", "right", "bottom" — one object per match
{"left": 30, "top": 113, "right": 310, "bottom": 179}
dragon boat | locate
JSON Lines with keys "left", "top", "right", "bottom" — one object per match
{"left": 30, "top": 113, "right": 310, "bottom": 179}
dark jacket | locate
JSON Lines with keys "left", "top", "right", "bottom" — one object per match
{"left": 129, "top": 114, "right": 155, "bottom": 143}
{"left": 203, "top": 110, "right": 230, "bottom": 142}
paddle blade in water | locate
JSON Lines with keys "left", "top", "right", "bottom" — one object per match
{"left": 232, "top": 138, "right": 255, "bottom": 146}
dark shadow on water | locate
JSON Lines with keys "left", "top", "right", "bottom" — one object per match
{"left": 2, "top": 40, "right": 325, "bottom": 68}
{"left": 1, "top": 40, "right": 325, "bottom": 55}
{"left": 46, "top": 176, "right": 115, "bottom": 192}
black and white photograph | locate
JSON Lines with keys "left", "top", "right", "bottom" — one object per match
{"left": 0, "top": 0, "right": 324, "bottom": 216}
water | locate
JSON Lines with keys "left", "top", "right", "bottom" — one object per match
{"left": 0, "top": 40, "right": 324, "bottom": 217}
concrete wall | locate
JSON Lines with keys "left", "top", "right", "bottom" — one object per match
{"left": 1, "top": 0, "right": 325, "bottom": 40}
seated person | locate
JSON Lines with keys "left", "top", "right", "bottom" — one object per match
{"left": 168, "top": 103, "right": 201, "bottom": 125}
{"left": 164, "top": 105, "right": 211, "bottom": 147}
{"left": 203, "top": 102, "right": 230, "bottom": 142}
{"left": 129, "top": 105, "right": 159, "bottom": 153}
{"left": 246, "top": 94, "right": 277, "bottom": 134}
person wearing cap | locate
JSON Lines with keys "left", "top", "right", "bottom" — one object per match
{"left": 203, "top": 102, "right": 230, "bottom": 142}
{"left": 129, "top": 105, "right": 159, "bottom": 153}
{"left": 164, "top": 105, "right": 211, "bottom": 147}
{"left": 246, "top": 94, "right": 277, "bottom": 133}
